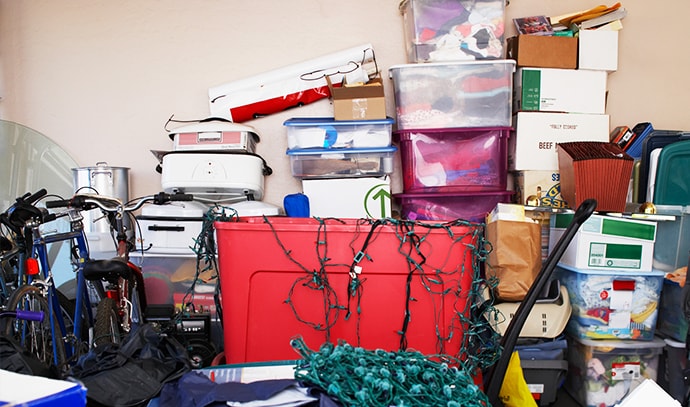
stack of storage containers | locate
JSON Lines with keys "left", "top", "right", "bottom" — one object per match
{"left": 389, "top": 0, "right": 514, "bottom": 223}
{"left": 283, "top": 117, "right": 397, "bottom": 219}
{"left": 548, "top": 212, "right": 666, "bottom": 407}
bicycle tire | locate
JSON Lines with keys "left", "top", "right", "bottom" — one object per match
{"left": 94, "top": 297, "right": 121, "bottom": 347}
{"left": 2, "top": 284, "right": 68, "bottom": 373}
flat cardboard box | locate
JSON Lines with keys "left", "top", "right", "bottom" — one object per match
{"left": 507, "top": 35, "right": 578, "bottom": 69}
{"left": 513, "top": 170, "right": 568, "bottom": 208}
{"left": 329, "top": 77, "right": 386, "bottom": 121}
{"left": 302, "top": 176, "right": 391, "bottom": 218}
{"left": 509, "top": 112, "right": 610, "bottom": 171}
{"left": 514, "top": 67, "right": 608, "bottom": 114}
{"left": 579, "top": 29, "right": 619, "bottom": 72}
{"left": 549, "top": 213, "right": 657, "bottom": 272}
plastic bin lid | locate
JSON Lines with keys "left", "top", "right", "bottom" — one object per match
{"left": 571, "top": 335, "right": 666, "bottom": 350}
{"left": 654, "top": 140, "right": 690, "bottom": 205}
{"left": 388, "top": 59, "right": 516, "bottom": 73}
{"left": 286, "top": 146, "right": 397, "bottom": 155}
{"left": 555, "top": 262, "right": 664, "bottom": 277}
{"left": 393, "top": 190, "right": 514, "bottom": 199}
{"left": 283, "top": 117, "right": 394, "bottom": 126}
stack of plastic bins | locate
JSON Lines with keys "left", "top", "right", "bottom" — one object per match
{"left": 549, "top": 212, "right": 667, "bottom": 407}
{"left": 389, "top": 60, "right": 516, "bottom": 223}
{"left": 283, "top": 117, "right": 397, "bottom": 219}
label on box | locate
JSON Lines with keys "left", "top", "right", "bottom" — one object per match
{"left": 588, "top": 242, "right": 643, "bottom": 269}
{"left": 611, "top": 362, "right": 641, "bottom": 381}
{"left": 513, "top": 170, "right": 567, "bottom": 208}
{"left": 527, "top": 384, "right": 544, "bottom": 395}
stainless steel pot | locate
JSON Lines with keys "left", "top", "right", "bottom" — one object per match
{"left": 72, "top": 162, "right": 131, "bottom": 253}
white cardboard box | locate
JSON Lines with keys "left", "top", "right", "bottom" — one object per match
{"left": 579, "top": 29, "right": 619, "bottom": 72}
{"left": 302, "top": 177, "right": 392, "bottom": 219}
{"left": 549, "top": 213, "right": 657, "bottom": 272}
{"left": 514, "top": 67, "right": 608, "bottom": 114}
{"left": 509, "top": 112, "right": 610, "bottom": 171}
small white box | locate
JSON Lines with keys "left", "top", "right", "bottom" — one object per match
{"left": 509, "top": 112, "right": 610, "bottom": 171}
{"left": 550, "top": 213, "right": 657, "bottom": 272}
{"left": 302, "top": 177, "right": 391, "bottom": 219}
{"left": 514, "top": 67, "right": 608, "bottom": 114}
{"left": 579, "top": 29, "right": 619, "bottom": 72}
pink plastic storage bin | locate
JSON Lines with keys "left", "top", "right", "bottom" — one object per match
{"left": 395, "top": 190, "right": 513, "bottom": 222}
{"left": 395, "top": 127, "right": 510, "bottom": 193}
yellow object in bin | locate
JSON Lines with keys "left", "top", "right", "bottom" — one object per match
{"left": 499, "top": 351, "right": 538, "bottom": 407}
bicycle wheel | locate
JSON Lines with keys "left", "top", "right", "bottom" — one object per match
{"left": 2, "top": 284, "right": 68, "bottom": 373}
{"left": 94, "top": 297, "right": 121, "bottom": 347}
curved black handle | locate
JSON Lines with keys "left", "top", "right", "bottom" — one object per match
{"left": 484, "top": 199, "right": 597, "bottom": 406}
{"left": 23, "top": 189, "right": 47, "bottom": 205}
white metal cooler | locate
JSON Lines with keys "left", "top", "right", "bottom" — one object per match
{"left": 156, "top": 150, "right": 272, "bottom": 200}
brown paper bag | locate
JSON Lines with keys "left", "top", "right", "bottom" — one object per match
{"left": 486, "top": 220, "right": 542, "bottom": 302}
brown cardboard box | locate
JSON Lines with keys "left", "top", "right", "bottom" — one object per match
{"left": 328, "top": 77, "right": 386, "bottom": 121}
{"left": 507, "top": 35, "right": 578, "bottom": 69}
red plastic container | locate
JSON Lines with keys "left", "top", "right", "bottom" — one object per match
{"left": 215, "top": 217, "right": 481, "bottom": 364}
{"left": 395, "top": 190, "right": 514, "bottom": 223}
{"left": 395, "top": 127, "right": 511, "bottom": 193}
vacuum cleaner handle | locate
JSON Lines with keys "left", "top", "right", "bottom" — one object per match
{"left": 484, "top": 198, "right": 597, "bottom": 406}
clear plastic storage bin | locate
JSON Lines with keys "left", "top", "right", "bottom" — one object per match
{"left": 389, "top": 60, "right": 514, "bottom": 130}
{"left": 286, "top": 146, "right": 397, "bottom": 179}
{"left": 400, "top": 0, "right": 506, "bottom": 63}
{"left": 283, "top": 117, "right": 394, "bottom": 149}
{"left": 565, "top": 336, "right": 664, "bottom": 407}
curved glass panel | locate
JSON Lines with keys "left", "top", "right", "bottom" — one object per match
{"left": 0, "top": 120, "right": 79, "bottom": 287}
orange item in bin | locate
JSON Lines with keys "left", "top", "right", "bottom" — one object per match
{"left": 557, "top": 141, "right": 633, "bottom": 213}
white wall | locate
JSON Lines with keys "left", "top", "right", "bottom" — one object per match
{"left": 1, "top": 0, "right": 688, "bottom": 207}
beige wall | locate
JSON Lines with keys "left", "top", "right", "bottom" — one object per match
{"left": 1, "top": 0, "right": 687, "bottom": 207}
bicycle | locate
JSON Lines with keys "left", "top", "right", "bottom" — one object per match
{"left": 45, "top": 191, "right": 195, "bottom": 346}
{"left": 1, "top": 189, "right": 110, "bottom": 375}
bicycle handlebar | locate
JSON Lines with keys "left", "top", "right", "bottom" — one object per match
{"left": 46, "top": 192, "right": 195, "bottom": 214}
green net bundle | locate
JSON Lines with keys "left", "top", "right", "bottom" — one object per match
{"left": 291, "top": 337, "right": 490, "bottom": 407}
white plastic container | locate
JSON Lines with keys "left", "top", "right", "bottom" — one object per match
{"left": 135, "top": 201, "right": 209, "bottom": 254}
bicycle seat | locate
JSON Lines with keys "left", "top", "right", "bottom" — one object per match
{"left": 83, "top": 258, "right": 133, "bottom": 281}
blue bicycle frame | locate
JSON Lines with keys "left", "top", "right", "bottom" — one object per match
{"left": 30, "top": 209, "right": 95, "bottom": 364}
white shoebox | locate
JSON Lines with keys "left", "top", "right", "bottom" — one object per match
{"left": 549, "top": 213, "right": 657, "bottom": 272}
{"left": 579, "top": 29, "right": 619, "bottom": 72}
{"left": 509, "top": 111, "right": 610, "bottom": 171}
{"left": 301, "top": 177, "right": 391, "bottom": 219}
{"left": 514, "top": 67, "right": 608, "bottom": 114}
